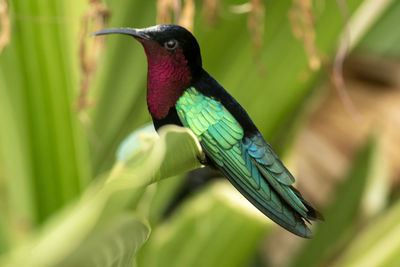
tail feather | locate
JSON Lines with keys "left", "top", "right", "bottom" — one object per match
{"left": 220, "top": 167, "right": 314, "bottom": 238}
{"left": 290, "top": 185, "right": 324, "bottom": 222}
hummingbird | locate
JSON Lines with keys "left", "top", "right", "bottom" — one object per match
{"left": 92, "top": 25, "right": 322, "bottom": 238}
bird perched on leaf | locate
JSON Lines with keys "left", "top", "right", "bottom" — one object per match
{"left": 92, "top": 25, "right": 323, "bottom": 238}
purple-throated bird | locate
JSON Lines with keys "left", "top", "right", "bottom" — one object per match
{"left": 92, "top": 25, "right": 322, "bottom": 238}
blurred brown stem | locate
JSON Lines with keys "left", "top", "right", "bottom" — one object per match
{"left": 289, "top": 0, "right": 320, "bottom": 70}
{"left": 333, "top": 0, "right": 362, "bottom": 121}
{"left": 77, "top": 0, "right": 110, "bottom": 111}
{"left": 156, "top": 0, "right": 195, "bottom": 32}
{"left": 0, "top": 0, "right": 10, "bottom": 54}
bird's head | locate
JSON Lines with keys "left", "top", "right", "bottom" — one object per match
{"left": 92, "top": 24, "right": 202, "bottom": 82}
{"left": 92, "top": 25, "right": 203, "bottom": 119}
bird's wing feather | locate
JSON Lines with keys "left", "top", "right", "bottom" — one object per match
{"left": 243, "top": 134, "right": 308, "bottom": 217}
{"left": 176, "top": 87, "right": 313, "bottom": 237}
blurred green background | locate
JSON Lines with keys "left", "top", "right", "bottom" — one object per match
{"left": 0, "top": 0, "right": 400, "bottom": 266}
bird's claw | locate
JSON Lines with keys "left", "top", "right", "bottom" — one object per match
{"left": 197, "top": 153, "right": 208, "bottom": 166}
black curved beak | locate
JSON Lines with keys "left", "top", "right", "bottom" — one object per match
{"left": 90, "top": 28, "right": 151, "bottom": 40}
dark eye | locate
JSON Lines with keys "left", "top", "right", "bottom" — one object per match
{"left": 164, "top": 39, "right": 178, "bottom": 50}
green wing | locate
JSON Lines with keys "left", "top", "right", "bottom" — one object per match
{"left": 176, "top": 87, "right": 316, "bottom": 238}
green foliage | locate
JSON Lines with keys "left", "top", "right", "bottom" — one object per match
{"left": 337, "top": 200, "right": 400, "bottom": 267}
{"left": 0, "top": 0, "right": 398, "bottom": 266}
{"left": 0, "top": 0, "right": 89, "bottom": 226}
{"left": 59, "top": 214, "right": 149, "bottom": 267}
{"left": 357, "top": 0, "right": 400, "bottom": 57}
{"left": 137, "top": 181, "right": 271, "bottom": 267}
{"left": 0, "top": 125, "right": 201, "bottom": 267}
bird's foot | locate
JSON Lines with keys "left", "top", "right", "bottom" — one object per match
{"left": 197, "top": 153, "right": 209, "bottom": 166}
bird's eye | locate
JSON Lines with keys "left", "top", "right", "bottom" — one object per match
{"left": 164, "top": 39, "right": 178, "bottom": 51}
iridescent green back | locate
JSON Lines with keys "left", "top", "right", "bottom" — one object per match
{"left": 176, "top": 87, "right": 312, "bottom": 237}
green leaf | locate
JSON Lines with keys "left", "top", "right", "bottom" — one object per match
{"left": 0, "top": 125, "right": 202, "bottom": 267}
{"left": 58, "top": 214, "right": 150, "bottom": 267}
{"left": 356, "top": 0, "right": 400, "bottom": 57}
{"left": 336, "top": 200, "right": 400, "bottom": 267}
{"left": 0, "top": 0, "right": 90, "bottom": 225}
{"left": 109, "top": 124, "right": 203, "bottom": 187}
{"left": 137, "top": 181, "right": 272, "bottom": 267}
{"left": 144, "top": 176, "right": 186, "bottom": 225}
